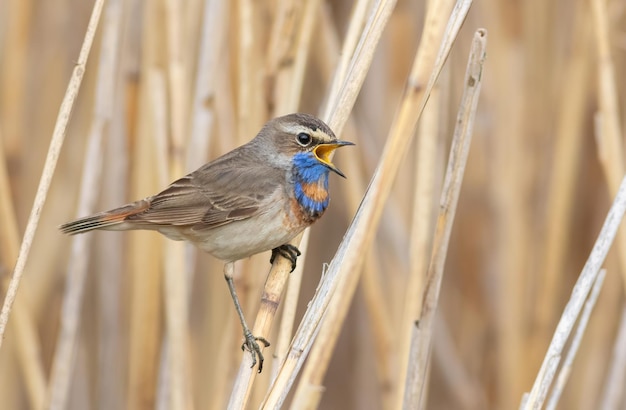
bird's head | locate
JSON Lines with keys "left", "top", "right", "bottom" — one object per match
{"left": 256, "top": 113, "right": 354, "bottom": 178}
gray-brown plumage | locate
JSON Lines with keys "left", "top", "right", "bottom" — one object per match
{"left": 60, "top": 112, "right": 353, "bottom": 371}
{"left": 60, "top": 113, "right": 350, "bottom": 261}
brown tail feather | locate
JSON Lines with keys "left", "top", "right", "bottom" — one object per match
{"left": 60, "top": 200, "right": 149, "bottom": 235}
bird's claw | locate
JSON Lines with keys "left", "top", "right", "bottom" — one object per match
{"left": 241, "top": 330, "right": 270, "bottom": 373}
{"left": 270, "top": 244, "right": 301, "bottom": 272}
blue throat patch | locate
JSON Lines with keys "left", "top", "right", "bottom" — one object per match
{"left": 292, "top": 152, "right": 330, "bottom": 215}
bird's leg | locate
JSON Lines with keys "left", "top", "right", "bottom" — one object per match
{"left": 269, "top": 244, "right": 301, "bottom": 272}
{"left": 223, "top": 262, "right": 269, "bottom": 373}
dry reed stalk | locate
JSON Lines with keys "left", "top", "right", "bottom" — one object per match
{"left": 317, "top": 11, "right": 394, "bottom": 408}
{"left": 322, "top": 0, "right": 371, "bottom": 121}
{"left": 270, "top": 231, "right": 310, "bottom": 380}
{"left": 45, "top": 0, "right": 124, "bottom": 407}
{"left": 323, "top": 0, "right": 399, "bottom": 133}
{"left": 1, "top": 0, "right": 623, "bottom": 407}
{"left": 95, "top": 0, "right": 130, "bottom": 405}
{"left": 236, "top": 0, "right": 251, "bottom": 131}
{"left": 591, "top": 0, "right": 625, "bottom": 190}
{"left": 13, "top": 301, "right": 46, "bottom": 408}
{"left": 545, "top": 269, "right": 607, "bottom": 410}
{"left": 264, "top": 0, "right": 322, "bottom": 381}
{"left": 0, "top": 133, "right": 20, "bottom": 266}
{"left": 165, "top": 0, "right": 189, "bottom": 149}
{"left": 232, "top": 3, "right": 323, "bottom": 384}
{"left": 126, "top": 183, "right": 164, "bottom": 405}
{"left": 194, "top": 26, "right": 238, "bottom": 409}
{"left": 186, "top": 2, "right": 227, "bottom": 405}
{"left": 275, "top": 0, "right": 321, "bottom": 116}
{"left": 0, "top": 0, "right": 31, "bottom": 158}
{"left": 97, "top": 126, "right": 126, "bottom": 407}
{"left": 163, "top": 239, "right": 192, "bottom": 410}
{"left": 265, "top": 0, "right": 300, "bottom": 71}
{"left": 228, "top": 249, "right": 301, "bottom": 409}
{"left": 264, "top": 0, "right": 301, "bottom": 115}
{"left": 520, "top": 176, "right": 626, "bottom": 410}
{"left": 348, "top": 124, "right": 402, "bottom": 410}
{"left": 590, "top": 0, "right": 626, "bottom": 295}
{"left": 127, "top": 241, "right": 162, "bottom": 407}
{"left": 147, "top": 70, "right": 172, "bottom": 409}
{"left": 46, "top": 106, "right": 104, "bottom": 410}
{"left": 535, "top": 0, "right": 591, "bottom": 348}
{"left": 481, "top": 1, "right": 530, "bottom": 403}
{"left": 600, "top": 305, "right": 626, "bottom": 409}
{"left": 239, "top": 0, "right": 320, "bottom": 390}
{"left": 230, "top": 2, "right": 267, "bottom": 399}
{"left": 395, "top": 57, "right": 442, "bottom": 410}
{"left": 349, "top": 157, "right": 395, "bottom": 408}
{"left": 316, "top": 11, "right": 397, "bottom": 403}
{"left": 259, "top": 0, "right": 402, "bottom": 404}
{"left": 162, "top": 0, "right": 193, "bottom": 407}
{"left": 0, "top": 132, "right": 45, "bottom": 410}
{"left": 232, "top": 0, "right": 403, "bottom": 403}
{"left": 228, "top": 0, "right": 320, "bottom": 405}
{"left": 404, "top": 29, "right": 486, "bottom": 409}
{"left": 125, "top": 46, "right": 167, "bottom": 410}
{"left": 262, "top": 2, "right": 471, "bottom": 408}
{"left": 586, "top": 1, "right": 626, "bottom": 404}
{"left": 204, "top": 63, "right": 239, "bottom": 400}
{"left": 315, "top": 10, "right": 397, "bottom": 405}
{"left": 236, "top": 0, "right": 264, "bottom": 143}
{"left": 0, "top": 0, "right": 105, "bottom": 355}
{"left": 187, "top": 0, "right": 228, "bottom": 171}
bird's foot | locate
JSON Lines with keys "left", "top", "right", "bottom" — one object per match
{"left": 241, "top": 329, "right": 270, "bottom": 373}
{"left": 270, "top": 244, "right": 301, "bottom": 272}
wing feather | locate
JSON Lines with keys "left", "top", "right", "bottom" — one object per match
{"left": 125, "top": 147, "right": 287, "bottom": 230}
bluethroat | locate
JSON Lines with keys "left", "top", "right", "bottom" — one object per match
{"left": 60, "top": 113, "right": 354, "bottom": 372}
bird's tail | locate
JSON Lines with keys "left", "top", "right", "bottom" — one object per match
{"left": 60, "top": 200, "right": 150, "bottom": 235}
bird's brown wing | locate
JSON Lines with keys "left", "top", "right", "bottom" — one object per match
{"left": 126, "top": 149, "right": 286, "bottom": 230}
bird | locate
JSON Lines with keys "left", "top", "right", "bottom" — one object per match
{"left": 60, "top": 113, "right": 353, "bottom": 372}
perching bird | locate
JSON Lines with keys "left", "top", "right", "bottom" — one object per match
{"left": 60, "top": 113, "right": 353, "bottom": 372}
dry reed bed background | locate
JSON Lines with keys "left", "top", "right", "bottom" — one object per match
{"left": 0, "top": 0, "right": 625, "bottom": 409}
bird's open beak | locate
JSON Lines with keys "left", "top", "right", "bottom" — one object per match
{"left": 313, "top": 140, "right": 355, "bottom": 178}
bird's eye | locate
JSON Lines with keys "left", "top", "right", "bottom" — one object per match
{"left": 296, "top": 132, "right": 312, "bottom": 147}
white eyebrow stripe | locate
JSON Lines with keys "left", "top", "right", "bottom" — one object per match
{"left": 281, "top": 123, "right": 313, "bottom": 134}
{"left": 280, "top": 124, "right": 335, "bottom": 142}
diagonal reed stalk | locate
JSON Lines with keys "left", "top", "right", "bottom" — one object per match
{"left": 545, "top": 269, "right": 606, "bottom": 410}
{"left": 521, "top": 176, "right": 626, "bottom": 410}
{"left": 226, "top": 0, "right": 323, "bottom": 406}
{"left": 533, "top": 0, "right": 592, "bottom": 382}
{"left": 44, "top": 0, "right": 124, "bottom": 408}
{"left": 590, "top": 0, "right": 626, "bottom": 296}
{"left": 0, "top": 0, "right": 105, "bottom": 358}
{"left": 404, "top": 28, "right": 486, "bottom": 409}
{"left": 5, "top": 0, "right": 626, "bottom": 408}
{"left": 261, "top": 1, "right": 473, "bottom": 408}
{"left": 229, "top": 0, "right": 403, "bottom": 406}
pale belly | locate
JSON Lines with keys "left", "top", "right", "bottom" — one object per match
{"left": 156, "top": 197, "right": 308, "bottom": 262}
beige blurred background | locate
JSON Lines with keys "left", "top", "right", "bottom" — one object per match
{"left": 1, "top": 0, "right": 625, "bottom": 409}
